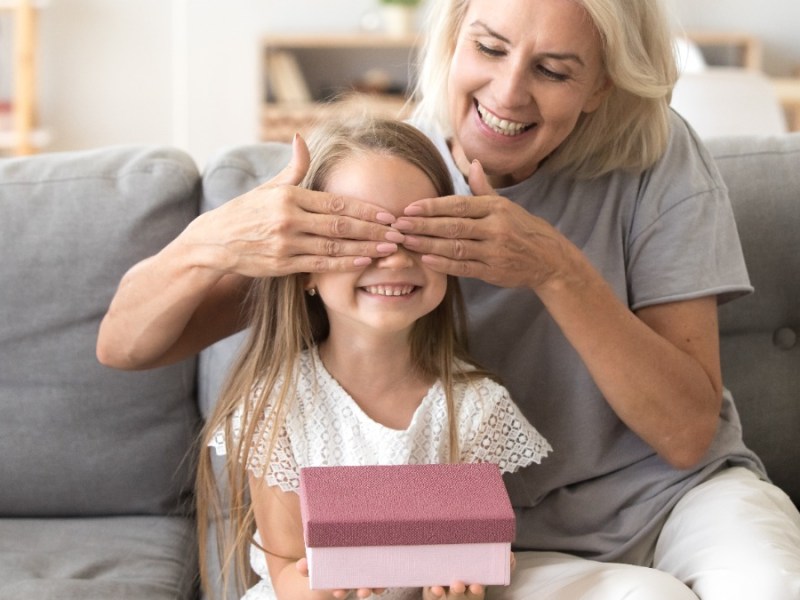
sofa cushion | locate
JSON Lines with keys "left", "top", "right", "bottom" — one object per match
{"left": 0, "top": 516, "right": 196, "bottom": 600}
{"left": 708, "top": 133, "right": 800, "bottom": 505}
{"left": 0, "top": 146, "right": 202, "bottom": 517}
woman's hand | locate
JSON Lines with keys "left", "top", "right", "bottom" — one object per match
{"left": 97, "top": 134, "right": 404, "bottom": 369}
{"left": 394, "top": 160, "right": 571, "bottom": 292}
{"left": 190, "top": 133, "right": 403, "bottom": 279}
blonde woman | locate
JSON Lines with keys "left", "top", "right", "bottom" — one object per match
{"left": 197, "top": 118, "right": 551, "bottom": 600}
{"left": 99, "top": 1, "right": 800, "bottom": 598}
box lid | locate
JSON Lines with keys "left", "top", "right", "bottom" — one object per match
{"left": 299, "top": 463, "right": 515, "bottom": 548}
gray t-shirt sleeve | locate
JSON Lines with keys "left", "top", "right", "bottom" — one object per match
{"left": 626, "top": 115, "right": 752, "bottom": 310}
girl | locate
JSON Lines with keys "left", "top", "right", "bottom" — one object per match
{"left": 197, "top": 117, "right": 551, "bottom": 600}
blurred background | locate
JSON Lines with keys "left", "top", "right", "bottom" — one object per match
{"left": 2, "top": 0, "right": 799, "bottom": 166}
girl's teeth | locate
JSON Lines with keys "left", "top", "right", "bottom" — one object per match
{"left": 365, "top": 285, "right": 414, "bottom": 296}
{"left": 477, "top": 103, "right": 531, "bottom": 136}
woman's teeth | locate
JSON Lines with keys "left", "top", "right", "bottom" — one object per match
{"left": 364, "top": 285, "right": 415, "bottom": 296}
{"left": 477, "top": 103, "right": 532, "bottom": 136}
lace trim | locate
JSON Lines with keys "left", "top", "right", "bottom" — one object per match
{"left": 210, "top": 349, "right": 551, "bottom": 494}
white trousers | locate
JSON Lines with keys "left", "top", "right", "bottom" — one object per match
{"left": 488, "top": 468, "right": 800, "bottom": 600}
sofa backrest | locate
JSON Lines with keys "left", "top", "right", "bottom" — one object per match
{"left": 708, "top": 133, "right": 800, "bottom": 506}
{"left": 0, "top": 146, "right": 202, "bottom": 517}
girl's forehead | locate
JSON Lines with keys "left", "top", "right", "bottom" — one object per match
{"left": 325, "top": 154, "right": 439, "bottom": 216}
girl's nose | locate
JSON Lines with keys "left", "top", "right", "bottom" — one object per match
{"left": 376, "top": 245, "right": 415, "bottom": 269}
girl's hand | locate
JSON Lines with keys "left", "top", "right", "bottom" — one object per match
{"left": 295, "top": 558, "right": 386, "bottom": 599}
{"left": 424, "top": 582, "right": 485, "bottom": 599}
{"left": 394, "top": 160, "right": 572, "bottom": 292}
{"left": 422, "top": 552, "right": 514, "bottom": 600}
{"left": 189, "top": 133, "right": 403, "bottom": 279}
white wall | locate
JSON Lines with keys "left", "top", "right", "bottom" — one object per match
{"left": 33, "top": 0, "right": 800, "bottom": 166}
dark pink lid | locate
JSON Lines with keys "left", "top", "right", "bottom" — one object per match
{"left": 299, "top": 463, "right": 515, "bottom": 548}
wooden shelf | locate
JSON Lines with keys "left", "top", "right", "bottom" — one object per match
{"left": 0, "top": 0, "right": 47, "bottom": 155}
{"left": 260, "top": 33, "right": 419, "bottom": 143}
{"left": 262, "top": 33, "right": 422, "bottom": 50}
{"left": 772, "top": 77, "right": 800, "bottom": 132}
{"left": 685, "top": 31, "right": 762, "bottom": 71}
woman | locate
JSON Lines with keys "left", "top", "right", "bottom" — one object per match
{"left": 97, "top": 0, "right": 800, "bottom": 598}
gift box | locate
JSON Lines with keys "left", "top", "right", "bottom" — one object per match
{"left": 299, "top": 463, "right": 515, "bottom": 590}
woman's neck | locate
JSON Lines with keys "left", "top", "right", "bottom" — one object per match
{"left": 317, "top": 332, "right": 434, "bottom": 430}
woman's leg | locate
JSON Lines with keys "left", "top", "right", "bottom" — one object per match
{"left": 487, "top": 551, "right": 697, "bottom": 600}
{"left": 655, "top": 467, "right": 800, "bottom": 599}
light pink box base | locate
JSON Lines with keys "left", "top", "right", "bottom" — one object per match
{"left": 308, "top": 542, "right": 511, "bottom": 590}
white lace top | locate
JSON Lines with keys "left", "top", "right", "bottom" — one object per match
{"left": 211, "top": 347, "right": 551, "bottom": 599}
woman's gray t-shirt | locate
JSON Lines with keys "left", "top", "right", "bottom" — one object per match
{"left": 412, "top": 111, "right": 765, "bottom": 564}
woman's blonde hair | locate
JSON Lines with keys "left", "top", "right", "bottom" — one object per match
{"left": 412, "top": 0, "right": 679, "bottom": 179}
{"left": 196, "top": 116, "right": 490, "bottom": 599}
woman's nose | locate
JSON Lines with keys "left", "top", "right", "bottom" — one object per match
{"left": 376, "top": 245, "right": 415, "bottom": 269}
{"left": 494, "top": 59, "right": 531, "bottom": 108}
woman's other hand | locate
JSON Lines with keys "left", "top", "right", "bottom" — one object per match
{"left": 395, "top": 160, "right": 572, "bottom": 292}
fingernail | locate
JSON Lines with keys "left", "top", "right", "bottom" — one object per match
{"left": 393, "top": 218, "right": 413, "bottom": 232}
{"left": 376, "top": 211, "right": 395, "bottom": 224}
{"left": 353, "top": 257, "right": 372, "bottom": 267}
{"left": 384, "top": 230, "right": 405, "bottom": 243}
{"left": 402, "top": 235, "right": 420, "bottom": 248}
{"left": 404, "top": 205, "right": 423, "bottom": 216}
{"left": 376, "top": 243, "right": 398, "bottom": 254}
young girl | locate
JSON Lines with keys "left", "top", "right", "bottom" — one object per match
{"left": 197, "top": 117, "right": 551, "bottom": 600}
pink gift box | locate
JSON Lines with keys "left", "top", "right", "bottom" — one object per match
{"left": 299, "top": 463, "right": 515, "bottom": 590}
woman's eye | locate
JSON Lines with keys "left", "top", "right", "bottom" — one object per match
{"left": 475, "top": 41, "right": 505, "bottom": 57}
{"left": 537, "top": 65, "right": 569, "bottom": 82}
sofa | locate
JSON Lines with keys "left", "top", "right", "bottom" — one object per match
{"left": 0, "top": 130, "right": 798, "bottom": 599}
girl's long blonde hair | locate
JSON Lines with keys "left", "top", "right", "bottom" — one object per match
{"left": 196, "top": 116, "right": 491, "bottom": 599}
{"left": 412, "top": 0, "right": 679, "bottom": 179}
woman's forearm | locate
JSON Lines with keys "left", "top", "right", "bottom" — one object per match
{"left": 535, "top": 244, "right": 722, "bottom": 469}
{"left": 96, "top": 233, "right": 248, "bottom": 370}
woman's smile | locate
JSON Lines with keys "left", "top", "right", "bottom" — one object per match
{"left": 447, "top": 0, "right": 609, "bottom": 185}
{"left": 475, "top": 99, "right": 536, "bottom": 137}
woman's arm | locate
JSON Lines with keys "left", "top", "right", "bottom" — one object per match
{"left": 97, "top": 135, "right": 401, "bottom": 370}
{"left": 396, "top": 161, "right": 722, "bottom": 469}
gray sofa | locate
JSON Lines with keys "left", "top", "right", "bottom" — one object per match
{"left": 1, "top": 132, "right": 798, "bottom": 599}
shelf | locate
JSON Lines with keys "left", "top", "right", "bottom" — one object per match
{"left": 685, "top": 31, "right": 762, "bottom": 70}
{"left": 260, "top": 33, "right": 419, "bottom": 142}
{"left": 771, "top": 77, "right": 800, "bottom": 131}
{"left": 262, "top": 33, "right": 422, "bottom": 50}
{"left": 261, "top": 94, "right": 412, "bottom": 143}
{"left": 0, "top": 0, "right": 46, "bottom": 155}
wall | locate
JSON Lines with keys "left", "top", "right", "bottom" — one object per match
{"left": 32, "top": 0, "right": 800, "bottom": 167}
